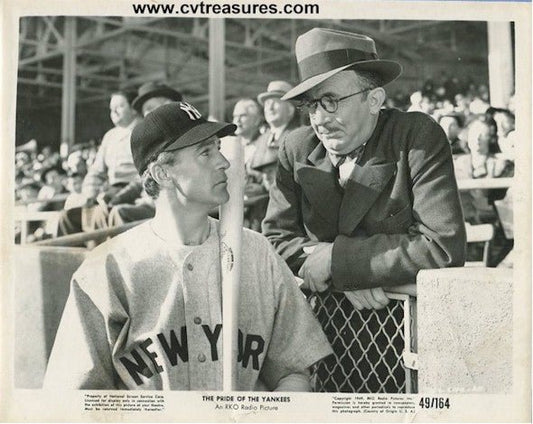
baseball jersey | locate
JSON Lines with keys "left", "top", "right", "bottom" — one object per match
{"left": 43, "top": 218, "right": 332, "bottom": 390}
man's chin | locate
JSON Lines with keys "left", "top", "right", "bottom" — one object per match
{"left": 215, "top": 190, "right": 230, "bottom": 206}
{"left": 321, "top": 138, "right": 348, "bottom": 153}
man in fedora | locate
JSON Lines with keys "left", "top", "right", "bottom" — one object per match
{"left": 262, "top": 28, "right": 466, "bottom": 392}
{"left": 132, "top": 81, "right": 183, "bottom": 116}
{"left": 251, "top": 80, "right": 300, "bottom": 172}
{"left": 231, "top": 98, "right": 266, "bottom": 230}
{"left": 241, "top": 81, "right": 301, "bottom": 230}
{"left": 44, "top": 101, "right": 332, "bottom": 391}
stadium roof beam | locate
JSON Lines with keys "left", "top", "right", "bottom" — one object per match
{"left": 387, "top": 21, "right": 446, "bottom": 35}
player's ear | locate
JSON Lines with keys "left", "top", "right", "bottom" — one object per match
{"left": 367, "top": 87, "right": 386, "bottom": 114}
{"left": 150, "top": 163, "right": 171, "bottom": 187}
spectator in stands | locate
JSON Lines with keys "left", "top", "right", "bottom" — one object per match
{"left": 469, "top": 85, "right": 491, "bottom": 114}
{"left": 252, "top": 81, "right": 300, "bottom": 173}
{"left": 407, "top": 91, "right": 423, "bottom": 112}
{"left": 453, "top": 118, "right": 513, "bottom": 224}
{"left": 439, "top": 114, "right": 467, "bottom": 154}
{"left": 36, "top": 166, "right": 68, "bottom": 211}
{"left": 254, "top": 81, "right": 301, "bottom": 183}
{"left": 454, "top": 93, "right": 473, "bottom": 122}
{"left": 64, "top": 145, "right": 89, "bottom": 177}
{"left": 420, "top": 95, "right": 438, "bottom": 120}
{"left": 262, "top": 28, "right": 466, "bottom": 392}
{"left": 14, "top": 180, "right": 43, "bottom": 243}
{"left": 17, "top": 181, "right": 41, "bottom": 211}
{"left": 232, "top": 98, "right": 263, "bottom": 184}
{"left": 232, "top": 98, "right": 266, "bottom": 230}
{"left": 64, "top": 172, "right": 86, "bottom": 210}
{"left": 131, "top": 81, "right": 183, "bottom": 116}
{"left": 15, "top": 151, "right": 34, "bottom": 181}
{"left": 106, "top": 82, "right": 184, "bottom": 228}
{"left": 82, "top": 140, "right": 98, "bottom": 168}
{"left": 57, "top": 90, "right": 141, "bottom": 235}
{"left": 246, "top": 81, "right": 300, "bottom": 231}
{"left": 37, "top": 146, "right": 61, "bottom": 169}
{"left": 492, "top": 108, "right": 515, "bottom": 159}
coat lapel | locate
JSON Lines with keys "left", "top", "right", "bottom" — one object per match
{"left": 338, "top": 159, "right": 397, "bottom": 234}
{"left": 295, "top": 143, "right": 343, "bottom": 226}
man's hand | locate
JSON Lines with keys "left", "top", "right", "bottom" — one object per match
{"left": 298, "top": 242, "right": 333, "bottom": 292}
{"left": 344, "top": 288, "right": 390, "bottom": 311}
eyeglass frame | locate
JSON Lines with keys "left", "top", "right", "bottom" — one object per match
{"left": 296, "top": 87, "right": 374, "bottom": 114}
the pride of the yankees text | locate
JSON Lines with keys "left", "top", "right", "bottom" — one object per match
{"left": 202, "top": 394, "right": 290, "bottom": 412}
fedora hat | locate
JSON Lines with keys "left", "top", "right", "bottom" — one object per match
{"left": 132, "top": 82, "right": 183, "bottom": 113}
{"left": 257, "top": 80, "right": 294, "bottom": 105}
{"left": 281, "top": 28, "right": 402, "bottom": 101}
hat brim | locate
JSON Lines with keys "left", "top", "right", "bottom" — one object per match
{"left": 164, "top": 121, "right": 237, "bottom": 152}
{"left": 252, "top": 158, "right": 277, "bottom": 171}
{"left": 281, "top": 60, "right": 402, "bottom": 101}
{"left": 257, "top": 90, "right": 287, "bottom": 105}
{"left": 132, "top": 88, "right": 183, "bottom": 113}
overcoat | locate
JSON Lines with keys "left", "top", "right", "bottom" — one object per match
{"left": 263, "top": 109, "right": 466, "bottom": 291}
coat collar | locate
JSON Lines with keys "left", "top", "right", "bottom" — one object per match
{"left": 295, "top": 142, "right": 342, "bottom": 226}
{"left": 338, "top": 160, "right": 396, "bottom": 234}
{"left": 295, "top": 120, "right": 397, "bottom": 234}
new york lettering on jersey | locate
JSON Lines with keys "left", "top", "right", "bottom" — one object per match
{"left": 118, "top": 324, "right": 265, "bottom": 386}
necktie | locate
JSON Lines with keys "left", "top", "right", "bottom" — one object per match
{"left": 267, "top": 132, "right": 277, "bottom": 148}
{"left": 331, "top": 143, "right": 366, "bottom": 188}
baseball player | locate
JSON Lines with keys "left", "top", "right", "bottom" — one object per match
{"left": 44, "top": 101, "right": 332, "bottom": 391}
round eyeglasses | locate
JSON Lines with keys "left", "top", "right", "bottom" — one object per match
{"left": 296, "top": 88, "right": 373, "bottom": 114}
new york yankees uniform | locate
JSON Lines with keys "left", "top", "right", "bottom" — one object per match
{"left": 44, "top": 218, "right": 332, "bottom": 390}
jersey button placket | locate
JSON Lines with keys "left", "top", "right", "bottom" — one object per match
{"left": 197, "top": 353, "right": 206, "bottom": 363}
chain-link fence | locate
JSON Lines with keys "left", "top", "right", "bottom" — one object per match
{"left": 309, "top": 291, "right": 417, "bottom": 393}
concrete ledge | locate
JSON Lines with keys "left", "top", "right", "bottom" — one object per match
{"left": 14, "top": 245, "right": 87, "bottom": 388}
{"left": 417, "top": 267, "right": 513, "bottom": 394}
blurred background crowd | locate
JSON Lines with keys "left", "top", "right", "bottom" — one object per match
{"left": 14, "top": 74, "right": 515, "bottom": 266}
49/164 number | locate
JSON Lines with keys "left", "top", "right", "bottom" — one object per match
{"left": 419, "top": 397, "right": 450, "bottom": 409}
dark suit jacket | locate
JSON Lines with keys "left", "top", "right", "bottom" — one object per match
{"left": 250, "top": 121, "right": 300, "bottom": 171}
{"left": 262, "top": 109, "right": 466, "bottom": 290}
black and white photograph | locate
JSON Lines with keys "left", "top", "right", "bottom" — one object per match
{"left": 2, "top": 0, "right": 531, "bottom": 422}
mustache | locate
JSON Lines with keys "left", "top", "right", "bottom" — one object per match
{"left": 316, "top": 125, "right": 339, "bottom": 134}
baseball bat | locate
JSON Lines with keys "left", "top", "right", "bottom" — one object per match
{"left": 219, "top": 136, "right": 244, "bottom": 391}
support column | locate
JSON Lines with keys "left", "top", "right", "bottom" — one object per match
{"left": 487, "top": 22, "right": 514, "bottom": 108}
{"left": 60, "top": 17, "right": 76, "bottom": 158}
{"left": 208, "top": 18, "right": 225, "bottom": 121}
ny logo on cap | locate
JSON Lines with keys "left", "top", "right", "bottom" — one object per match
{"left": 180, "top": 102, "right": 202, "bottom": 120}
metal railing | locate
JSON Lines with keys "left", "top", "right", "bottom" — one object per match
{"left": 457, "top": 177, "right": 512, "bottom": 191}
{"left": 309, "top": 286, "right": 417, "bottom": 393}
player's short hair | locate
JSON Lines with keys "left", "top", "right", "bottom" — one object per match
{"left": 142, "top": 151, "right": 177, "bottom": 199}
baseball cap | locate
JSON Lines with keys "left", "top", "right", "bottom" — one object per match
{"left": 131, "top": 101, "right": 236, "bottom": 174}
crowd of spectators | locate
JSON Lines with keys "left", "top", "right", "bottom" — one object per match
{"left": 14, "top": 75, "right": 515, "bottom": 265}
